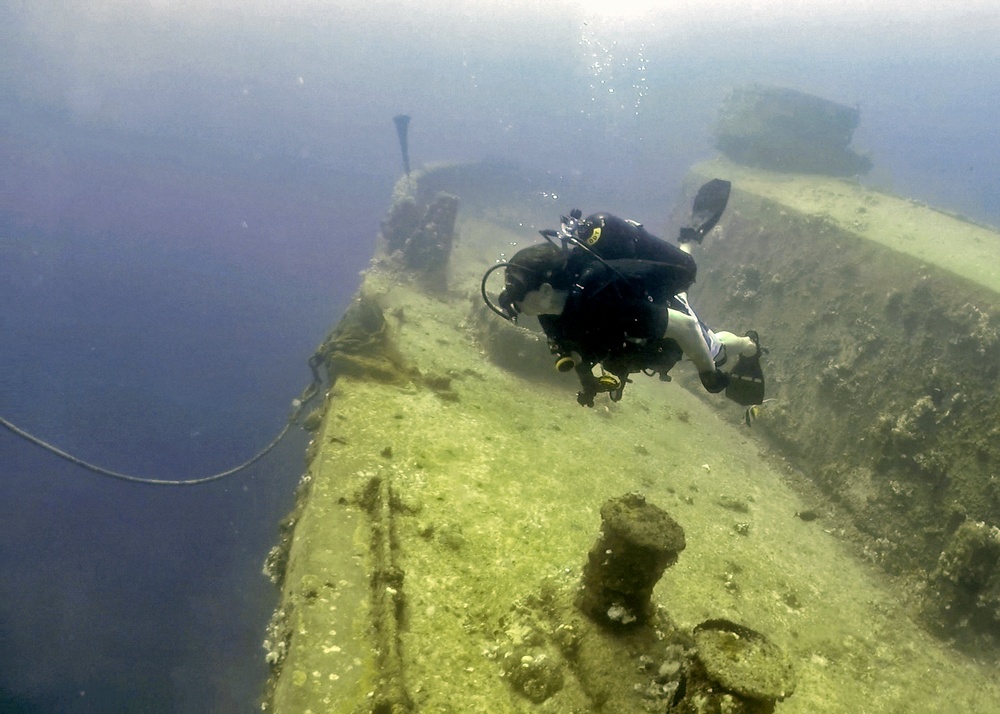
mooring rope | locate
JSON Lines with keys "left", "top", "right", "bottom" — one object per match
{"left": 0, "top": 356, "right": 325, "bottom": 486}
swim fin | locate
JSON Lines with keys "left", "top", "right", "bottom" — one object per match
{"left": 679, "top": 179, "right": 732, "bottom": 244}
{"left": 725, "top": 331, "right": 766, "bottom": 406}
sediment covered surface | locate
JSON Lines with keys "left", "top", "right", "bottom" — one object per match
{"left": 688, "top": 159, "right": 1000, "bottom": 639}
{"left": 262, "top": 166, "right": 1000, "bottom": 712}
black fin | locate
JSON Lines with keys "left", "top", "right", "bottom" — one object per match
{"left": 725, "top": 351, "right": 765, "bottom": 406}
{"left": 680, "top": 179, "right": 732, "bottom": 243}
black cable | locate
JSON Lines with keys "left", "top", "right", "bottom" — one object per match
{"left": 0, "top": 413, "right": 293, "bottom": 485}
{"left": 0, "top": 362, "right": 325, "bottom": 486}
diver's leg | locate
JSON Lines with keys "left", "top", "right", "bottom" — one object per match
{"left": 665, "top": 294, "right": 731, "bottom": 393}
{"left": 664, "top": 307, "right": 716, "bottom": 372}
{"left": 716, "top": 331, "right": 758, "bottom": 358}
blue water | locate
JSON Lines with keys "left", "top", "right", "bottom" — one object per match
{"left": 3, "top": 2, "right": 999, "bottom": 711}
{"left": 0, "top": 119, "right": 386, "bottom": 710}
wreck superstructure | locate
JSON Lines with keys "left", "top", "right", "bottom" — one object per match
{"left": 260, "top": 154, "right": 1000, "bottom": 712}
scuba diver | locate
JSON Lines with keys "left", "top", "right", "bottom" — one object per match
{"left": 481, "top": 179, "right": 766, "bottom": 408}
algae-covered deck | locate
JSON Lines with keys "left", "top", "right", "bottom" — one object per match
{"left": 695, "top": 158, "right": 1000, "bottom": 293}
{"left": 262, "top": 166, "right": 1000, "bottom": 712}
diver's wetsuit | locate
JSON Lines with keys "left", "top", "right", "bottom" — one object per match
{"left": 537, "top": 215, "right": 700, "bottom": 404}
{"left": 538, "top": 260, "right": 687, "bottom": 360}
{"left": 546, "top": 212, "right": 698, "bottom": 354}
{"left": 573, "top": 212, "right": 697, "bottom": 268}
{"left": 491, "top": 178, "right": 762, "bottom": 407}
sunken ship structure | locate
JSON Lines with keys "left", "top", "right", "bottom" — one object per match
{"left": 260, "top": 88, "right": 1000, "bottom": 713}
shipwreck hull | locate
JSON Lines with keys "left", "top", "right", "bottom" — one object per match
{"left": 261, "top": 163, "right": 1000, "bottom": 713}
{"left": 689, "top": 160, "right": 1000, "bottom": 572}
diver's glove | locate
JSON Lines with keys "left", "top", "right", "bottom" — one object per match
{"left": 699, "top": 369, "right": 730, "bottom": 394}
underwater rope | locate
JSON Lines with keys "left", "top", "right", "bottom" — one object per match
{"left": 0, "top": 356, "right": 325, "bottom": 486}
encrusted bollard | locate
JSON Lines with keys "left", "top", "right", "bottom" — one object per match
{"left": 673, "top": 619, "right": 796, "bottom": 713}
{"left": 577, "top": 493, "right": 686, "bottom": 627}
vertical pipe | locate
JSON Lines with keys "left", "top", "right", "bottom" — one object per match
{"left": 393, "top": 114, "right": 411, "bottom": 177}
